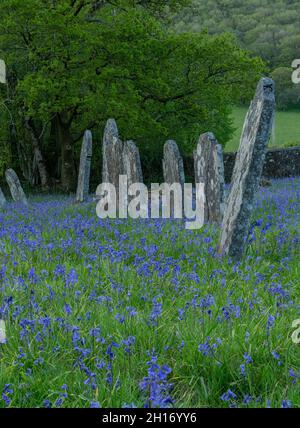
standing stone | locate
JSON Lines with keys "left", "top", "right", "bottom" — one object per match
{"left": 163, "top": 140, "right": 185, "bottom": 186}
{"left": 0, "top": 319, "right": 6, "bottom": 344}
{"left": 216, "top": 143, "right": 226, "bottom": 211}
{"left": 0, "top": 61, "right": 7, "bottom": 208}
{"left": 194, "top": 132, "right": 225, "bottom": 223}
{"left": 218, "top": 77, "right": 275, "bottom": 258}
{"left": 0, "top": 188, "right": 6, "bottom": 208}
{"left": 162, "top": 140, "right": 185, "bottom": 215}
{"left": 123, "top": 140, "right": 143, "bottom": 186}
{"left": 0, "top": 59, "right": 6, "bottom": 84}
{"left": 75, "top": 130, "right": 93, "bottom": 203}
{"left": 5, "top": 168, "right": 28, "bottom": 206}
{"left": 102, "top": 119, "right": 124, "bottom": 195}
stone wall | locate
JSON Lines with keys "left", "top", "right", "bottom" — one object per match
{"left": 184, "top": 146, "right": 300, "bottom": 183}
{"left": 2, "top": 146, "right": 298, "bottom": 191}
{"left": 224, "top": 146, "right": 300, "bottom": 183}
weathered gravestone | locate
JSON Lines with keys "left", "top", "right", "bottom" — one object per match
{"left": 217, "top": 143, "right": 226, "bottom": 203}
{"left": 102, "top": 119, "right": 124, "bottom": 196}
{"left": 162, "top": 140, "right": 185, "bottom": 215}
{"left": 163, "top": 140, "right": 185, "bottom": 186}
{"left": 194, "top": 132, "right": 225, "bottom": 223}
{"left": 0, "top": 63, "right": 7, "bottom": 208}
{"left": 218, "top": 77, "right": 275, "bottom": 258}
{"left": 5, "top": 168, "right": 28, "bottom": 206}
{"left": 75, "top": 130, "right": 93, "bottom": 203}
{"left": 0, "top": 188, "right": 6, "bottom": 208}
{"left": 123, "top": 140, "right": 143, "bottom": 186}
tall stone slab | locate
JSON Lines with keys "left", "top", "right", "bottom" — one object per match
{"left": 218, "top": 77, "right": 275, "bottom": 258}
{"left": 76, "top": 130, "right": 93, "bottom": 203}
{"left": 5, "top": 168, "right": 28, "bottom": 206}
{"left": 0, "top": 188, "right": 6, "bottom": 208}
{"left": 162, "top": 140, "right": 185, "bottom": 216}
{"left": 194, "top": 132, "right": 225, "bottom": 223}
{"left": 163, "top": 140, "right": 185, "bottom": 186}
{"left": 216, "top": 143, "right": 226, "bottom": 209}
{"left": 0, "top": 59, "right": 6, "bottom": 84}
{"left": 123, "top": 140, "right": 143, "bottom": 186}
{"left": 102, "top": 119, "right": 124, "bottom": 195}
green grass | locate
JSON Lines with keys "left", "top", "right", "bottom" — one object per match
{"left": 226, "top": 107, "right": 300, "bottom": 152}
{"left": 0, "top": 178, "right": 299, "bottom": 408}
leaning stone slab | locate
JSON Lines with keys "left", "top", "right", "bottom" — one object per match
{"left": 5, "top": 168, "right": 28, "bottom": 206}
{"left": 0, "top": 187, "right": 6, "bottom": 208}
{"left": 76, "top": 130, "right": 93, "bottom": 203}
{"left": 163, "top": 140, "right": 185, "bottom": 186}
{"left": 194, "top": 132, "right": 225, "bottom": 223}
{"left": 102, "top": 119, "right": 124, "bottom": 196}
{"left": 218, "top": 77, "right": 275, "bottom": 258}
{"left": 122, "top": 140, "right": 143, "bottom": 186}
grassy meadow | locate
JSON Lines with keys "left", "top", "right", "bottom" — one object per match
{"left": 227, "top": 107, "right": 300, "bottom": 152}
{"left": 0, "top": 177, "right": 299, "bottom": 408}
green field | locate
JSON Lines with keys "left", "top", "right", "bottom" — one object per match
{"left": 226, "top": 107, "right": 300, "bottom": 152}
{"left": 0, "top": 178, "right": 299, "bottom": 408}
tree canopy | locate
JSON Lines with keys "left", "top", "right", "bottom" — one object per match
{"left": 0, "top": 0, "right": 263, "bottom": 190}
{"left": 175, "top": 0, "right": 300, "bottom": 110}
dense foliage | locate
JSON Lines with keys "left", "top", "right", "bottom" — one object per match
{"left": 0, "top": 0, "right": 263, "bottom": 190}
{"left": 0, "top": 177, "right": 299, "bottom": 407}
{"left": 176, "top": 0, "right": 300, "bottom": 109}
{"left": 176, "top": 0, "right": 300, "bottom": 69}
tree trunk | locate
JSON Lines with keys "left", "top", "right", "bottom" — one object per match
{"left": 48, "top": 117, "right": 60, "bottom": 179}
{"left": 56, "top": 114, "right": 76, "bottom": 193}
{"left": 25, "top": 118, "right": 50, "bottom": 191}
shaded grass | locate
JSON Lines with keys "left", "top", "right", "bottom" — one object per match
{"left": 0, "top": 178, "right": 299, "bottom": 408}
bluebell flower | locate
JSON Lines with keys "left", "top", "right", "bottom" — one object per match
{"left": 240, "top": 363, "right": 246, "bottom": 377}
{"left": 148, "top": 298, "right": 163, "bottom": 327}
{"left": 243, "top": 353, "right": 252, "bottom": 364}
{"left": 220, "top": 389, "right": 237, "bottom": 402}
{"left": 123, "top": 403, "right": 137, "bottom": 408}
{"left": 281, "top": 400, "right": 292, "bottom": 408}
{"left": 288, "top": 368, "right": 299, "bottom": 384}
{"left": 2, "top": 384, "right": 13, "bottom": 407}
{"left": 64, "top": 304, "right": 72, "bottom": 316}
{"left": 243, "top": 395, "right": 252, "bottom": 405}
{"left": 90, "top": 401, "right": 101, "bottom": 408}
{"left": 267, "top": 315, "right": 275, "bottom": 333}
{"left": 271, "top": 351, "right": 282, "bottom": 365}
{"left": 43, "top": 399, "right": 52, "bottom": 408}
{"left": 140, "top": 354, "right": 173, "bottom": 408}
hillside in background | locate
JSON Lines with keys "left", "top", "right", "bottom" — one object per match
{"left": 175, "top": 0, "right": 300, "bottom": 149}
{"left": 175, "top": 0, "right": 300, "bottom": 110}
{"left": 176, "top": 0, "right": 300, "bottom": 69}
